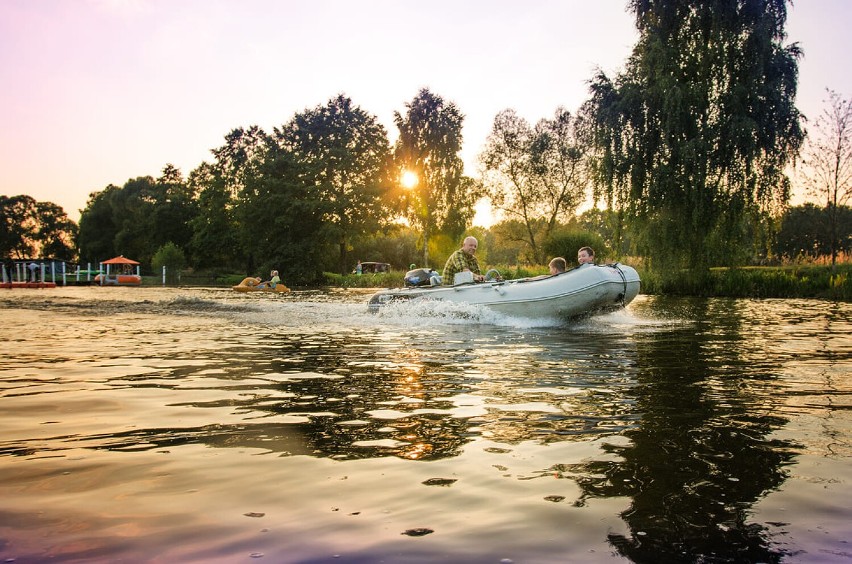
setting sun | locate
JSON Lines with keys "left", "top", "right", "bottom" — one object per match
{"left": 400, "top": 170, "right": 418, "bottom": 189}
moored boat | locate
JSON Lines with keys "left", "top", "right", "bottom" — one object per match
{"left": 94, "top": 274, "right": 142, "bottom": 286}
{"left": 0, "top": 282, "right": 57, "bottom": 289}
{"left": 368, "top": 263, "right": 640, "bottom": 320}
{"left": 96, "top": 256, "right": 142, "bottom": 286}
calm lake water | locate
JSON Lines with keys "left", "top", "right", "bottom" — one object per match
{"left": 0, "top": 287, "right": 849, "bottom": 563}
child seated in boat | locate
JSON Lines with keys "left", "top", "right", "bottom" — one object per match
{"left": 238, "top": 277, "right": 262, "bottom": 287}
{"left": 529, "top": 257, "right": 567, "bottom": 281}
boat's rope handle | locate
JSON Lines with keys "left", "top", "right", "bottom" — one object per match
{"left": 615, "top": 264, "right": 627, "bottom": 306}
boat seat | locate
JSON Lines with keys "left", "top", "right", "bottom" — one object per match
{"left": 453, "top": 271, "right": 474, "bottom": 285}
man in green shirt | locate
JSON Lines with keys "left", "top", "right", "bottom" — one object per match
{"left": 443, "top": 236, "right": 484, "bottom": 284}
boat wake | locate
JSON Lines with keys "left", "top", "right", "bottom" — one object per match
{"left": 1, "top": 286, "right": 676, "bottom": 334}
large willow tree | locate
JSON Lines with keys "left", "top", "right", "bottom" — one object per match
{"left": 585, "top": 0, "right": 804, "bottom": 272}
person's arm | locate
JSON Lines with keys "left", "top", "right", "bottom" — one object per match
{"left": 468, "top": 256, "right": 484, "bottom": 281}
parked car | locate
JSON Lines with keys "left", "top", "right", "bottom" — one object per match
{"left": 358, "top": 262, "right": 391, "bottom": 273}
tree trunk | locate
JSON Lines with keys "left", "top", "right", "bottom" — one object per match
{"left": 422, "top": 223, "right": 430, "bottom": 268}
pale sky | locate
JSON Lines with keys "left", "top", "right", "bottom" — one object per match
{"left": 2, "top": 0, "right": 850, "bottom": 223}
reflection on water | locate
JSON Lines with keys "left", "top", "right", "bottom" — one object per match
{"left": 0, "top": 288, "right": 849, "bottom": 562}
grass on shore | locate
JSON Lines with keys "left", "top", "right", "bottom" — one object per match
{"left": 638, "top": 264, "right": 851, "bottom": 300}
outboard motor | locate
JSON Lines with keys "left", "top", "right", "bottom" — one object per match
{"left": 404, "top": 268, "right": 436, "bottom": 287}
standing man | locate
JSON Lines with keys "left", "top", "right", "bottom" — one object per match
{"left": 577, "top": 247, "right": 595, "bottom": 266}
{"left": 28, "top": 261, "right": 39, "bottom": 282}
{"left": 443, "top": 236, "right": 484, "bottom": 284}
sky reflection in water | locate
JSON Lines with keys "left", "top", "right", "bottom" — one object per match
{"left": 0, "top": 288, "right": 849, "bottom": 563}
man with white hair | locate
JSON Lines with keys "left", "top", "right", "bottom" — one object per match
{"left": 442, "top": 236, "right": 484, "bottom": 284}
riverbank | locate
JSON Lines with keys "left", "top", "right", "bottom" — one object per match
{"left": 324, "top": 264, "right": 851, "bottom": 301}
{"left": 638, "top": 264, "right": 851, "bottom": 300}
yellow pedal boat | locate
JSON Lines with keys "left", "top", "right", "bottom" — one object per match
{"left": 232, "top": 277, "right": 290, "bottom": 293}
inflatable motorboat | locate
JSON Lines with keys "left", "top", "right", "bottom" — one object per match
{"left": 367, "top": 264, "right": 640, "bottom": 320}
{"left": 232, "top": 277, "right": 290, "bottom": 293}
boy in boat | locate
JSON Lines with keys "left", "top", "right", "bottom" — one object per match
{"left": 528, "top": 257, "right": 567, "bottom": 281}
{"left": 577, "top": 247, "right": 595, "bottom": 266}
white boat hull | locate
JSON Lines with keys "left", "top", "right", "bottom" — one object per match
{"left": 368, "top": 264, "right": 641, "bottom": 320}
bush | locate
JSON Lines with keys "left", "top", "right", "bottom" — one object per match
{"left": 151, "top": 242, "right": 187, "bottom": 284}
{"left": 638, "top": 264, "right": 851, "bottom": 300}
{"left": 323, "top": 271, "right": 406, "bottom": 288}
{"left": 543, "top": 229, "right": 609, "bottom": 263}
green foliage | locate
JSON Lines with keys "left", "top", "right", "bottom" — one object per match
{"left": 77, "top": 166, "right": 197, "bottom": 267}
{"left": 190, "top": 128, "right": 271, "bottom": 272}
{"left": 187, "top": 162, "right": 242, "bottom": 270}
{"left": 485, "top": 218, "right": 548, "bottom": 264}
{"left": 543, "top": 228, "right": 608, "bottom": 266}
{"left": 480, "top": 107, "right": 589, "bottom": 263}
{"left": 77, "top": 186, "right": 119, "bottom": 261}
{"left": 428, "top": 231, "right": 465, "bottom": 271}
{"left": 151, "top": 242, "right": 187, "bottom": 283}
{"left": 394, "top": 88, "right": 478, "bottom": 267}
{"left": 576, "top": 208, "right": 632, "bottom": 257}
{"left": 236, "top": 141, "right": 327, "bottom": 284}
{"left": 65, "top": 78, "right": 851, "bottom": 294}
{"left": 494, "top": 264, "right": 544, "bottom": 279}
{"left": 585, "top": 0, "right": 804, "bottom": 274}
{"left": 1, "top": 194, "right": 77, "bottom": 260}
{"left": 323, "top": 263, "right": 543, "bottom": 289}
{"left": 277, "top": 94, "right": 393, "bottom": 276}
{"left": 639, "top": 264, "right": 851, "bottom": 300}
{"left": 1, "top": 195, "right": 35, "bottom": 258}
{"left": 323, "top": 270, "right": 404, "bottom": 288}
{"left": 482, "top": 222, "right": 528, "bottom": 266}
{"left": 350, "top": 225, "right": 419, "bottom": 271}
{"left": 775, "top": 204, "right": 852, "bottom": 260}
{"left": 151, "top": 165, "right": 197, "bottom": 254}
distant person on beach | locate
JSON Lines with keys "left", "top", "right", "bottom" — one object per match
{"left": 577, "top": 247, "right": 595, "bottom": 266}
{"left": 28, "top": 261, "right": 39, "bottom": 282}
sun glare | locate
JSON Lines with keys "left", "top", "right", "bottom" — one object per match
{"left": 400, "top": 170, "right": 418, "bottom": 189}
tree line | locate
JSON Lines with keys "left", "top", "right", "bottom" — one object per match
{"left": 3, "top": 1, "right": 850, "bottom": 283}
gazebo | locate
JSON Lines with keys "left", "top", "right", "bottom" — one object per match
{"left": 96, "top": 256, "right": 142, "bottom": 286}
